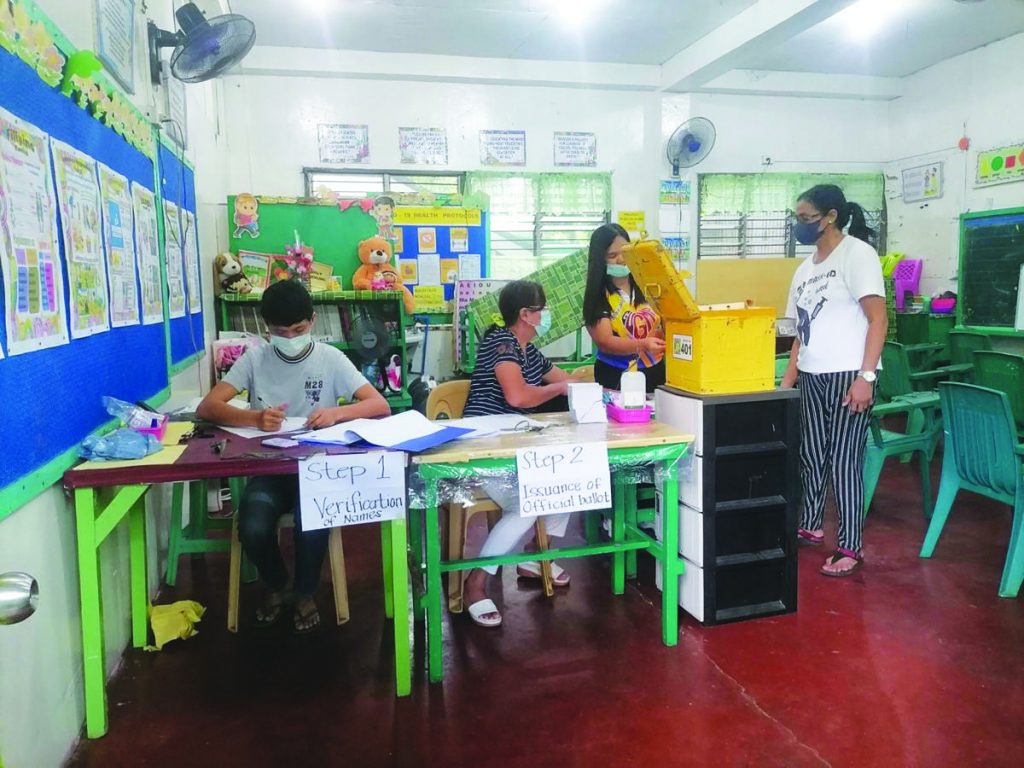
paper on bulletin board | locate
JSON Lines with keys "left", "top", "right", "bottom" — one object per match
{"left": 299, "top": 451, "right": 407, "bottom": 531}
{"left": 394, "top": 208, "right": 482, "bottom": 226}
{"left": 449, "top": 227, "right": 468, "bottom": 252}
{"left": 181, "top": 210, "right": 202, "bottom": 314}
{"left": 617, "top": 211, "right": 646, "bottom": 235}
{"left": 414, "top": 285, "right": 445, "bottom": 309}
{"left": 393, "top": 227, "right": 404, "bottom": 253}
{"left": 98, "top": 163, "right": 140, "bottom": 327}
{"left": 418, "top": 227, "right": 437, "bottom": 253}
{"left": 418, "top": 253, "right": 441, "bottom": 287}
{"left": 399, "top": 259, "right": 418, "bottom": 283}
{"left": 458, "top": 254, "right": 481, "bottom": 281}
{"left": 163, "top": 200, "right": 187, "bottom": 318}
{"left": 131, "top": 182, "right": 163, "bottom": 324}
{"left": 52, "top": 140, "right": 111, "bottom": 338}
{"left": 516, "top": 442, "right": 612, "bottom": 516}
{"left": 0, "top": 109, "right": 70, "bottom": 355}
{"left": 441, "top": 258, "right": 458, "bottom": 284}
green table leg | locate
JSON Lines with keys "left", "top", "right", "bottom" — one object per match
{"left": 129, "top": 495, "right": 149, "bottom": 648}
{"left": 584, "top": 511, "right": 600, "bottom": 545}
{"left": 166, "top": 483, "right": 185, "bottom": 586}
{"left": 381, "top": 521, "right": 394, "bottom": 619}
{"left": 660, "top": 461, "right": 680, "bottom": 646}
{"left": 387, "top": 518, "right": 411, "bottom": 697}
{"left": 424, "top": 482, "right": 444, "bottom": 683}
{"left": 189, "top": 480, "right": 207, "bottom": 537}
{"left": 612, "top": 481, "right": 626, "bottom": 595}
{"left": 408, "top": 506, "right": 426, "bottom": 622}
{"left": 75, "top": 489, "right": 108, "bottom": 739}
{"left": 625, "top": 485, "right": 638, "bottom": 580}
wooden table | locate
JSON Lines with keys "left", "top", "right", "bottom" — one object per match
{"left": 410, "top": 414, "right": 693, "bottom": 683}
{"left": 63, "top": 427, "right": 411, "bottom": 739}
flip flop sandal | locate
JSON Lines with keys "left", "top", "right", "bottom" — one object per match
{"left": 254, "top": 596, "right": 286, "bottom": 628}
{"left": 517, "top": 560, "right": 571, "bottom": 587}
{"left": 797, "top": 528, "right": 825, "bottom": 546}
{"left": 292, "top": 603, "right": 321, "bottom": 635}
{"left": 820, "top": 548, "right": 863, "bottom": 578}
{"left": 467, "top": 598, "right": 502, "bottom": 628}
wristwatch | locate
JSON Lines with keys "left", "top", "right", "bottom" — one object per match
{"left": 858, "top": 371, "right": 877, "bottom": 383}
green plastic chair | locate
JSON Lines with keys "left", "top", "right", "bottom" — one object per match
{"left": 973, "top": 350, "right": 1024, "bottom": 437}
{"left": 919, "top": 383, "right": 1024, "bottom": 598}
{"left": 864, "top": 392, "right": 940, "bottom": 517}
{"left": 947, "top": 330, "right": 992, "bottom": 370}
{"left": 774, "top": 353, "right": 790, "bottom": 387}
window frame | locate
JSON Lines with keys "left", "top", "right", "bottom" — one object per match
{"left": 302, "top": 168, "right": 465, "bottom": 197}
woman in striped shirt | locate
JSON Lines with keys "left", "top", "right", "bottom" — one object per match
{"left": 463, "top": 280, "right": 571, "bottom": 627}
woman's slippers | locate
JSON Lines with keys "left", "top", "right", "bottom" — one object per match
{"left": 254, "top": 593, "right": 286, "bottom": 627}
{"left": 467, "top": 598, "right": 502, "bottom": 628}
{"left": 797, "top": 528, "right": 825, "bottom": 546}
{"left": 292, "top": 601, "right": 321, "bottom": 635}
{"left": 820, "top": 548, "right": 864, "bottom": 578}
{"left": 516, "top": 560, "right": 571, "bottom": 587}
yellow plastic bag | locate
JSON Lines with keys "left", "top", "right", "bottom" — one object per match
{"left": 145, "top": 600, "right": 206, "bottom": 651}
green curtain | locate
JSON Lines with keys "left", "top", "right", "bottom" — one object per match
{"left": 465, "top": 171, "right": 612, "bottom": 215}
{"left": 699, "top": 173, "right": 885, "bottom": 215}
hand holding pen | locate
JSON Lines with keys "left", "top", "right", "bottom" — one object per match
{"left": 254, "top": 394, "right": 288, "bottom": 432}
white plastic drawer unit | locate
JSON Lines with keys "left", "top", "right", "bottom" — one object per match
{"left": 655, "top": 558, "right": 704, "bottom": 623}
{"left": 654, "top": 492, "right": 704, "bottom": 566}
{"left": 656, "top": 451, "right": 703, "bottom": 512}
{"left": 655, "top": 388, "right": 704, "bottom": 456}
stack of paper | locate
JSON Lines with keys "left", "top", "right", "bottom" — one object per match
{"left": 219, "top": 417, "right": 309, "bottom": 440}
{"left": 442, "top": 414, "right": 548, "bottom": 440}
{"left": 294, "top": 410, "right": 472, "bottom": 452}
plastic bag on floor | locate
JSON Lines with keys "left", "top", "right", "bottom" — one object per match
{"left": 145, "top": 600, "right": 206, "bottom": 651}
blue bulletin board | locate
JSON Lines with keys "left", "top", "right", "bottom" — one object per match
{"left": 158, "top": 141, "right": 205, "bottom": 370}
{"left": 393, "top": 209, "right": 488, "bottom": 301}
{"left": 0, "top": 45, "right": 169, "bottom": 512}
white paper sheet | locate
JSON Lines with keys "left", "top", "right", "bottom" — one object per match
{"left": 458, "top": 254, "right": 481, "bottom": 281}
{"left": 443, "top": 414, "right": 547, "bottom": 440}
{"left": 182, "top": 209, "right": 202, "bottom": 315}
{"left": 98, "top": 163, "right": 140, "bottom": 327}
{"left": 295, "top": 409, "right": 445, "bottom": 447}
{"left": 418, "top": 252, "right": 441, "bottom": 286}
{"left": 219, "top": 416, "right": 308, "bottom": 439}
{"left": 163, "top": 200, "right": 186, "bottom": 318}
{"left": 132, "top": 182, "right": 164, "bottom": 324}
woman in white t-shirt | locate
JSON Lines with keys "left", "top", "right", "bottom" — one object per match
{"left": 781, "top": 184, "right": 887, "bottom": 577}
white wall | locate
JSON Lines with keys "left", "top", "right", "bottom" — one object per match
{"left": 0, "top": 2, "right": 227, "bottom": 766}
{"left": 886, "top": 32, "right": 1024, "bottom": 296}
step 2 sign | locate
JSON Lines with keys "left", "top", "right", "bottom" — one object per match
{"left": 516, "top": 442, "right": 612, "bottom": 516}
{"left": 299, "top": 451, "right": 407, "bottom": 530}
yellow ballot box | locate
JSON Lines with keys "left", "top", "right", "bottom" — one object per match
{"left": 623, "top": 240, "right": 775, "bottom": 395}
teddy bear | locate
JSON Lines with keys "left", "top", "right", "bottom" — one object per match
{"left": 353, "top": 236, "right": 415, "bottom": 314}
{"left": 214, "top": 252, "right": 248, "bottom": 294}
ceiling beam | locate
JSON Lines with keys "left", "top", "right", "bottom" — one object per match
{"left": 699, "top": 69, "right": 903, "bottom": 100}
{"left": 660, "top": 0, "right": 858, "bottom": 92}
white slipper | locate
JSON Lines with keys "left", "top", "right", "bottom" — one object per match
{"left": 517, "top": 560, "right": 571, "bottom": 587}
{"left": 467, "top": 598, "right": 502, "bottom": 628}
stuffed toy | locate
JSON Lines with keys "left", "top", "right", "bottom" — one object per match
{"left": 353, "top": 236, "right": 415, "bottom": 314}
{"left": 222, "top": 272, "right": 252, "bottom": 294}
{"left": 214, "top": 252, "right": 246, "bottom": 294}
{"left": 233, "top": 193, "right": 259, "bottom": 238}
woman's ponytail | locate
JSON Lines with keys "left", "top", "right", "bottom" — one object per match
{"left": 846, "top": 202, "right": 874, "bottom": 244}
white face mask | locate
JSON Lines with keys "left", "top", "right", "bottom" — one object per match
{"left": 269, "top": 333, "right": 312, "bottom": 357}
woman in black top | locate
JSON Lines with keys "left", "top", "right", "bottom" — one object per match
{"left": 462, "top": 281, "right": 571, "bottom": 627}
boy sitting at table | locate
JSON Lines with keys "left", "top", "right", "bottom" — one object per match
{"left": 197, "top": 279, "right": 390, "bottom": 633}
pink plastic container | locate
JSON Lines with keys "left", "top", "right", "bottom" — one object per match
{"left": 135, "top": 414, "right": 169, "bottom": 442}
{"left": 930, "top": 298, "right": 956, "bottom": 314}
{"left": 607, "top": 402, "right": 652, "bottom": 424}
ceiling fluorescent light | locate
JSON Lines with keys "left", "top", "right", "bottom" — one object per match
{"left": 548, "top": 0, "right": 610, "bottom": 28}
{"left": 836, "top": 0, "right": 913, "bottom": 42}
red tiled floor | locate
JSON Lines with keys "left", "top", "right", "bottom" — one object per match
{"left": 68, "top": 457, "right": 1024, "bottom": 768}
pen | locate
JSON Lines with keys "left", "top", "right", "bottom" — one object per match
{"left": 211, "top": 438, "right": 229, "bottom": 455}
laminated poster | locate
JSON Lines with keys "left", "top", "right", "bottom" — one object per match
{"left": 449, "top": 227, "right": 468, "bottom": 252}
{"left": 181, "top": 209, "right": 203, "bottom": 314}
{"left": 98, "top": 163, "right": 140, "bottom": 327}
{"left": 131, "top": 182, "right": 164, "bottom": 324}
{"left": 479, "top": 130, "right": 526, "bottom": 167}
{"left": 399, "top": 127, "right": 448, "bottom": 165}
{"left": 0, "top": 108, "right": 69, "bottom": 355}
{"left": 441, "top": 258, "right": 458, "bottom": 284}
{"left": 458, "top": 253, "right": 481, "bottom": 281}
{"left": 52, "top": 139, "right": 110, "bottom": 338}
{"left": 553, "top": 132, "right": 597, "bottom": 167}
{"left": 162, "top": 200, "right": 187, "bottom": 318}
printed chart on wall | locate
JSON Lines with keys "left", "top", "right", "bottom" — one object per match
{"left": 131, "top": 182, "right": 164, "bottom": 324}
{"left": 52, "top": 140, "right": 110, "bottom": 338}
{"left": 393, "top": 207, "right": 487, "bottom": 304}
{"left": 0, "top": 107, "right": 69, "bottom": 355}
{"left": 163, "top": 200, "right": 187, "bottom": 318}
{"left": 98, "top": 163, "right": 140, "bottom": 327}
{"left": 181, "top": 209, "right": 202, "bottom": 314}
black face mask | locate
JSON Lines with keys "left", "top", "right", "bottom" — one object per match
{"left": 793, "top": 219, "right": 824, "bottom": 245}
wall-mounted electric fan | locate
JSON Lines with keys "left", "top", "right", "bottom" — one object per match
{"left": 148, "top": 2, "right": 256, "bottom": 85}
{"left": 666, "top": 117, "right": 716, "bottom": 176}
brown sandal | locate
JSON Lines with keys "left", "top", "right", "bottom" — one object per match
{"left": 820, "top": 548, "right": 863, "bottom": 578}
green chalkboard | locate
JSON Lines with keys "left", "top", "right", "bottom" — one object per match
{"left": 227, "top": 197, "right": 379, "bottom": 287}
{"left": 958, "top": 206, "right": 1024, "bottom": 333}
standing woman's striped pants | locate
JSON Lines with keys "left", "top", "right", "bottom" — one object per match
{"left": 797, "top": 370, "right": 872, "bottom": 553}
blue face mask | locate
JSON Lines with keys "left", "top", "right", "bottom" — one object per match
{"left": 270, "top": 332, "right": 312, "bottom": 358}
{"left": 606, "top": 263, "right": 631, "bottom": 278}
{"left": 532, "top": 309, "right": 552, "bottom": 337}
{"left": 793, "top": 219, "right": 824, "bottom": 246}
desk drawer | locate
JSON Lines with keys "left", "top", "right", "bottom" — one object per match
{"left": 654, "top": 495, "right": 704, "bottom": 566}
{"left": 659, "top": 451, "right": 703, "bottom": 510}
{"left": 655, "top": 557, "right": 704, "bottom": 623}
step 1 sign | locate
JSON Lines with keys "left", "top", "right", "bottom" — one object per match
{"left": 516, "top": 442, "right": 612, "bottom": 516}
{"left": 299, "top": 451, "right": 407, "bottom": 530}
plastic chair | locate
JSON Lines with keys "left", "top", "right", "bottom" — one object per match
{"left": 165, "top": 480, "right": 232, "bottom": 586}
{"left": 972, "top": 351, "right": 1024, "bottom": 436}
{"left": 774, "top": 354, "right": 790, "bottom": 387}
{"left": 425, "top": 379, "right": 552, "bottom": 611}
{"left": 919, "top": 383, "right": 1024, "bottom": 598}
{"left": 863, "top": 392, "right": 940, "bottom": 517}
{"left": 947, "top": 329, "right": 991, "bottom": 368}
{"left": 227, "top": 504, "right": 349, "bottom": 632}
{"left": 892, "top": 259, "right": 922, "bottom": 311}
